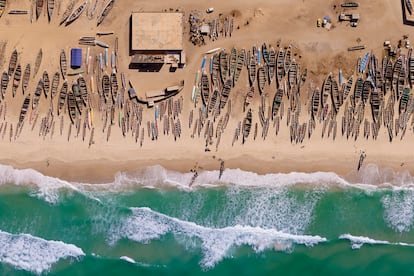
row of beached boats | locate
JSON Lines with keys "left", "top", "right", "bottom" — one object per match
{"left": 199, "top": 44, "right": 305, "bottom": 122}
{"left": 25, "top": 0, "right": 116, "bottom": 25}
{"left": 35, "top": 0, "right": 54, "bottom": 22}
{"left": 192, "top": 42, "right": 414, "bottom": 148}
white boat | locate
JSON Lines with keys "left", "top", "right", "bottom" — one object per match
{"left": 205, "top": 47, "right": 222, "bottom": 55}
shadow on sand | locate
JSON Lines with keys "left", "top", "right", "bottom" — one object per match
{"left": 401, "top": 0, "right": 414, "bottom": 26}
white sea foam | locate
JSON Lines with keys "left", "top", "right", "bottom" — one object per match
{"left": 0, "top": 164, "right": 81, "bottom": 203}
{"left": 339, "top": 234, "right": 414, "bottom": 249}
{"left": 76, "top": 164, "right": 414, "bottom": 194}
{"left": 381, "top": 190, "right": 414, "bottom": 233}
{"left": 2, "top": 163, "right": 414, "bottom": 205}
{"left": 0, "top": 230, "right": 85, "bottom": 274}
{"left": 110, "top": 207, "right": 327, "bottom": 269}
{"left": 1, "top": 163, "right": 414, "bottom": 196}
{"left": 223, "top": 187, "right": 323, "bottom": 234}
{"left": 120, "top": 256, "right": 136, "bottom": 264}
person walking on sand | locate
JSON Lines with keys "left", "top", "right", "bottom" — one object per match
{"left": 219, "top": 160, "right": 225, "bottom": 180}
{"left": 357, "top": 151, "right": 366, "bottom": 171}
{"left": 189, "top": 162, "right": 199, "bottom": 187}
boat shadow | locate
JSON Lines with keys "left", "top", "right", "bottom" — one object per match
{"left": 401, "top": 0, "right": 414, "bottom": 26}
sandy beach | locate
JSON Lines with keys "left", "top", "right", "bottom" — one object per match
{"left": 0, "top": 0, "right": 413, "bottom": 183}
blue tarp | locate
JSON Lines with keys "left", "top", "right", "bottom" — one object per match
{"left": 71, "top": 48, "right": 82, "bottom": 68}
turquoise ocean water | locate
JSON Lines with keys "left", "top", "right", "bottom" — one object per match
{"left": 1, "top": 164, "right": 414, "bottom": 275}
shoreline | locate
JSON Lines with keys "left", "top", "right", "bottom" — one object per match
{"left": 2, "top": 144, "right": 413, "bottom": 184}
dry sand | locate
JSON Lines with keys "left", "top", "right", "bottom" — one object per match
{"left": 0, "top": 0, "right": 413, "bottom": 183}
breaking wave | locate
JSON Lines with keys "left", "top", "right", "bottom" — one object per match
{"left": 0, "top": 164, "right": 80, "bottom": 203}
{"left": 109, "top": 207, "right": 327, "bottom": 269}
{"left": 0, "top": 163, "right": 414, "bottom": 201}
{"left": 339, "top": 234, "right": 414, "bottom": 249}
{"left": 0, "top": 230, "right": 85, "bottom": 274}
{"left": 78, "top": 164, "right": 414, "bottom": 192}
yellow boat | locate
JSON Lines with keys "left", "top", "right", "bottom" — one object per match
{"left": 89, "top": 108, "right": 94, "bottom": 127}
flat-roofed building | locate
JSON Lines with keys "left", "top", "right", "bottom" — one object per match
{"left": 129, "top": 12, "right": 185, "bottom": 71}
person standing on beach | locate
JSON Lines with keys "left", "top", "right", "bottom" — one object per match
{"left": 357, "top": 151, "right": 366, "bottom": 171}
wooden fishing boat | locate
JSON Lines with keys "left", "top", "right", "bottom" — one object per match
{"left": 8, "top": 10, "right": 28, "bottom": 15}
{"left": 42, "top": 71, "right": 50, "bottom": 98}
{"left": 97, "top": 0, "right": 115, "bottom": 26}
{"left": 77, "top": 75, "right": 88, "bottom": 106}
{"left": 244, "top": 86, "right": 254, "bottom": 112}
{"left": 88, "top": 0, "right": 99, "bottom": 19}
{"left": 252, "top": 45, "right": 258, "bottom": 65}
{"left": 22, "top": 64, "right": 30, "bottom": 94}
{"left": 72, "top": 81, "right": 83, "bottom": 113}
{"left": 248, "top": 56, "right": 256, "bottom": 86}
{"left": 72, "top": 81, "right": 84, "bottom": 114}
{"left": 65, "top": 1, "right": 87, "bottom": 26}
{"left": 398, "top": 62, "right": 406, "bottom": 99}
{"left": 47, "top": 0, "right": 54, "bottom": 22}
{"left": 32, "top": 78, "right": 43, "bottom": 110}
{"left": 362, "top": 80, "right": 372, "bottom": 104}
{"left": 0, "top": 42, "right": 6, "bottom": 68}
{"left": 284, "top": 46, "right": 292, "bottom": 74}
{"left": 33, "top": 48, "right": 42, "bottom": 78}
{"left": 353, "top": 77, "right": 363, "bottom": 104}
{"left": 12, "top": 63, "right": 21, "bottom": 97}
{"left": 228, "top": 47, "right": 237, "bottom": 78}
{"left": 102, "top": 73, "right": 111, "bottom": 102}
{"left": 321, "top": 73, "right": 332, "bottom": 108}
{"left": 331, "top": 78, "right": 340, "bottom": 113}
{"left": 207, "top": 88, "right": 218, "bottom": 114}
{"left": 409, "top": 55, "right": 414, "bottom": 88}
{"left": 242, "top": 108, "right": 252, "bottom": 144}
{"left": 257, "top": 66, "right": 266, "bottom": 94}
{"left": 0, "top": 0, "right": 6, "bottom": 18}
{"left": 399, "top": 86, "right": 410, "bottom": 114}
{"left": 36, "top": 0, "right": 43, "bottom": 20}
{"left": 67, "top": 90, "right": 77, "bottom": 123}
{"left": 233, "top": 48, "right": 245, "bottom": 86}
{"left": 57, "top": 80, "right": 68, "bottom": 115}
{"left": 211, "top": 53, "right": 220, "bottom": 86}
{"left": 110, "top": 71, "right": 118, "bottom": 103}
{"left": 342, "top": 75, "right": 353, "bottom": 102}
{"left": 59, "top": 0, "right": 75, "bottom": 25}
{"left": 272, "top": 87, "right": 284, "bottom": 119}
{"left": 219, "top": 50, "right": 228, "bottom": 84}
{"left": 50, "top": 72, "right": 60, "bottom": 99}
{"left": 370, "top": 88, "right": 381, "bottom": 123}
{"left": 392, "top": 56, "right": 403, "bottom": 90}
{"left": 18, "top": 93, "right": 31, "bottom": 128}
{"left": 382, "top": 56, "right": 388, "bottom": 79}
{"left": 311, "top": 88, "right": 320, "bottom": 120}
{"left": 200, "top": 70, "right": 210, "bottom": 106}
{"left": 288, "top": 60, "right": 298, "bottom": 89}
{"left": 8, "top": 49, "right": 18, "bottom": 77}
{"left": 276, "top": 48, "right": 284, "bottom": 87}
{"left": 407, "top": 0, "right": 413, "bottom": 15}
{"left": 262, "top": 43, "right": 269, "bottom": 65}
{"left": 385, "top": 59, "right": 393, "bottom": 91}
{"left": 341, "top": 2, "right": 359, "bottom": 8}
{"left": 95, "top": 41, "right": 109, "bottom": 48}
{"left": 60, "top": 49, "right": 67, "bottom": 79}
{"left": 1, "top": 71, "right": 9, "bottom": 99}
{"left": 267, "top": 47, "right": 276, "bottom": 83}
{"left": 219, "top": 78, "right": 232, "bottom": 110}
